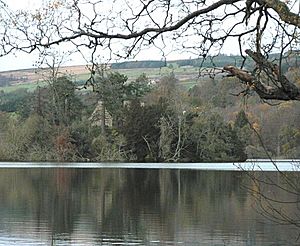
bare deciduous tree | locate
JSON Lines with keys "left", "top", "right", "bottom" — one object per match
{"left": 0, "top": 0, "right": 299, "bottom": 101}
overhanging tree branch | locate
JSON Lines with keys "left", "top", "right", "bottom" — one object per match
{"left": 224, "top": 49, "right": 300, "bottom": 101}
{"left": 0, "top": 0, "right": 299, "bottom": 101}
{"left": 263, "top": 0, "right": 300, "bottom": 28}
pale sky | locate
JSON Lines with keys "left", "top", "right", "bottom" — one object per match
{"left": 0, "top": 0, "right": 246, "bottom": 71}
{"left": 0, "top": 0, "right": 290, "bottom": 72}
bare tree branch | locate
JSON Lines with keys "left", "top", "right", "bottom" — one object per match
{"left": 224, "top": 49, "right": 300, "bottom": 101}
{"left": 263, "top": 0, "right": 300, "bottom": 27}
{"left": 0, "top": 0, "right": 299, "bottom": 101}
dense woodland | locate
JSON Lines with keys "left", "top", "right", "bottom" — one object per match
{"left": 0, "top": 58, "right": 299, "bottom": 162}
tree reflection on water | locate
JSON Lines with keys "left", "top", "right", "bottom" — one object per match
{"left": 0, "top": 168, "right": 298, "bottom": 245}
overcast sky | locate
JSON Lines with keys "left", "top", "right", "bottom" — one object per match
{"left": 0, "top": 0, "right": 247, "bottom": 72}
{"left": 0, "top": 0, "right": 251, "bottom": 72}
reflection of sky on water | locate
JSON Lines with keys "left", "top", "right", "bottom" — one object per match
{"left": 0, "top": 218, "right": 295, "bottom": 246}
{"left": 0, "top": 160, "right": 299, "bottom": 171}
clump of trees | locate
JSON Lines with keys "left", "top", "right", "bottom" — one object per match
{"left": 1, "top": 66, "right": 300, "bottom": 162}
{"left": 0, "top": 70, "right": 252, "bottom": 162}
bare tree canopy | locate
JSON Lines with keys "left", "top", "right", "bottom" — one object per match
{"left": 0, "top": 0, "right": 299, "bottom": 101}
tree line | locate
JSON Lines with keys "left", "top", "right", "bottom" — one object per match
{"left": 0, "top": 66, "right": 299, "bottom": 162}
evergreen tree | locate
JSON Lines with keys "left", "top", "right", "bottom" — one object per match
{"left": 121, "top": 100, "right": 164, "bottom": 161}
{"left": 234, "top": 110, "right": 248, "bottom": 129}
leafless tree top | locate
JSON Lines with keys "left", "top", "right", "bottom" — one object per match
{"left": 0, "top": 0, "right": 300, "bottom": 100}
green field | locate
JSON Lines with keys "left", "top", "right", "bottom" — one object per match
{"left": 0, "top": 81, "right": 47, "bottom": 93}
{"left": 0, "top": 66, "right": 201, "bottom": 93}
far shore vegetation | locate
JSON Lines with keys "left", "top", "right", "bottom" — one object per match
{"left": 0, "top": 56, "right": 299, "bottom": 162}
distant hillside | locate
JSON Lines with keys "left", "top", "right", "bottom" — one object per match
{"left": 111, "top": 55, "right": 246, "bottom": 69}
{"left": 1, "top": 53, "right": 297, "bottom": 87}
{"left": 0, "top": 65, "right": 90, "bottom": 86}
{"left": 111, "top": 60, "right": 166, "bottom": 69}
{"left": 0, "top": 56, "right": 243, "bottom": 86}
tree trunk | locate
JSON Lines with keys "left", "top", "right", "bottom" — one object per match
{"left": 101, "top": 101, "right": 106, "bottom": 135}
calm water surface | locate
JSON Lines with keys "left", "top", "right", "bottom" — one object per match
{"left": 0, "top": 165, "right": 299, "bottom": 245}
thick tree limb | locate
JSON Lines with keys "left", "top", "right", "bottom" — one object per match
{"left": 262, "top": 0, "right": 300, "bottom": 28}
{"left": 245, "top": 49, "right": 300, "bottom": 98}
{"left": 224, "top": 50, "right": 300, "bottom": 101}
{"left": 223, "top": 66, "right": 254, "bottom": 83}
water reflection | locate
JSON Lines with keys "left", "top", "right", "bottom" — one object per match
{"left": 0, "top": 169, "right": 298, "bottom": 245}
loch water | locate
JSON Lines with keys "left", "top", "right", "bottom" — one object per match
{"left": 0, "top": 162, "right": 299, "bottom": 245}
